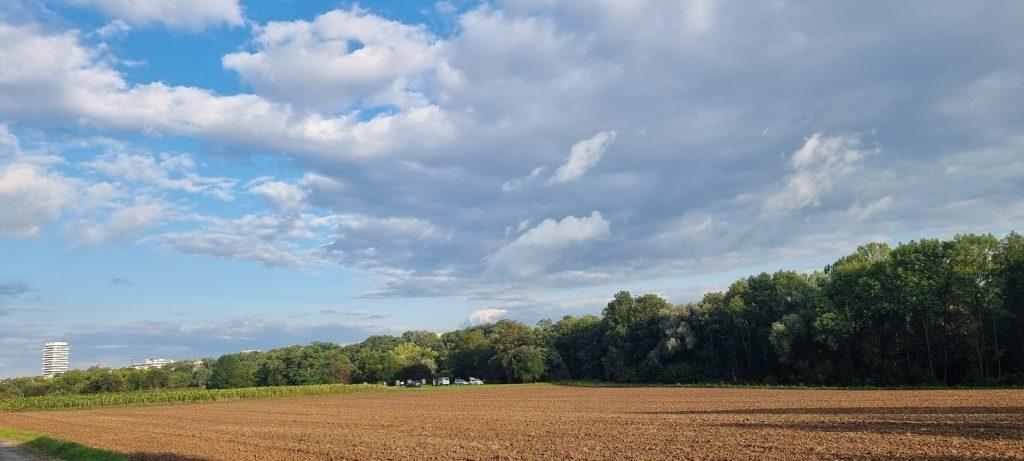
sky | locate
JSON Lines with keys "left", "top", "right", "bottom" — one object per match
{"left": 0, "top": 0, "right": 1022, "bottom": 378}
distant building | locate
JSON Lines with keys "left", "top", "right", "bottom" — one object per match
{"left": 128, "top": 358, "right": 175, "bottom": 370}
{"left": 42, "top": 342, "right": 69, "bottom": 378}
{"left": 240, "top": 349, "right": 260, "bottom": 354}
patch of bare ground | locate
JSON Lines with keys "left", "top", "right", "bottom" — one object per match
{"left": 1, "top": 385, "right": 1022, "bottom": 460}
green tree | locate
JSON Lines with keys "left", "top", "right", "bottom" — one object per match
{"left": 326, "top": 356, "right": 356, "bottom": 384}
{"left": 83, "top": 371, "right": 126, "bottom": 393}
{"left": 502, "top": 346, "right": 546, "bottom": 383}
{"left": 209, "top": 354, "right": 256, "bottom": 389}
{"left": 601, "top": 291, "right": 672, "bottom": 381}
{"left": 994, "top": 232, "right": 1024, "bottom": 374}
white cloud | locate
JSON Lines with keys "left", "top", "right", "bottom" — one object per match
{"left": 0, "top": 163, "right": 73, "bottom": 237}
{"left": 326, "top": 214, "right": 451, "bottom": 269}
{"left": 93, "top": 19, "right": 131, "bottom": 38}
{"left": 763, "top": 134, "right": 873, "bottom": 213}
{"left": 487, "top": 211, "right": 610, "bottom": 277}
{"left": 85, "top": 151, "right": 235, "bottom": 200}
{"left": 0, "top": 1, "right": 1021, "bottom": 304}
{"left": 74, "top": 199, "right": 174, "bottom": 245}
{"left": 68, "top": 0, "right": 243, "bottom": 31}
{"left": 249, "top": 180, "right": 308, "bottom": 213}
{"left": 468, "top": 308, "right": 507, "bottom": 324}
{"left": 155, "top": 230, "right": 324, "bottom": 269}
{"left": 148, "top": 211, "right": 341, "bottom": 268}
{"left": 502, "top": 130, "right": 616, "bottom": 191}
{"left": 222, "top": 8, "right": 441, "bottom": 111}
{"left": 0, "top": 23, "right": 455, "bottom": 161}
{"left": 549, "top": 130, "right": 617, "bottom": 183}
{"left": 501, "top": 166, "right": 545, "bottom": 192}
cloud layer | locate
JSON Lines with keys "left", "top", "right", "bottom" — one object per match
{"left": 1, "top": 0, "right": 1023, "bottom": 376}
{"left": 68, "top": 0, "right": 244, "bottom": 31}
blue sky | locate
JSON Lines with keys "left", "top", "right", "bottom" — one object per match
{"left": 1, "top": 0, "right": 1022, "bottom": 378}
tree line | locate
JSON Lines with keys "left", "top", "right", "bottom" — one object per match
{"left": 3, "top": 232, "right": 1023, "bottom": 397}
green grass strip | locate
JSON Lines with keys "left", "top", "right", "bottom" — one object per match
{"left": 0, "top": 383, "right": 388, "bottom": 412}
{"left": 0, "top": 427, "right": 127, "bottom": 460}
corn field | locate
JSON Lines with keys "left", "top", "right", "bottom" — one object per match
{"left": 0, "top": 383, "right": 388, "bottom": 412}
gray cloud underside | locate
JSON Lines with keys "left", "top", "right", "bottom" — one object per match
{"left": 0, "top": 1, "right": 1022, "bottom": 302}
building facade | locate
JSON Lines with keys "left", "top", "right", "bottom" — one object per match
{"left": 128, "top": 358, "right": 175, "bottom": 370}
{"left": 42, "top": 341, "right": 69, "bottom": 378}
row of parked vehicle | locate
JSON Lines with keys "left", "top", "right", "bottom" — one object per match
{"left": 419, "top": 376, "right": 484, "bottom": 387}
{"left": 391, "top": 377, "right": 485, "bottom": 387}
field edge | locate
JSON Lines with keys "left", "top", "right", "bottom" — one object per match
{"left": 0, "top": 427, "right": 127, "bottom": 461}
{"left": 0, "top": 383, "right": 389, "bottom": 413}
{"left": 551, "top": 379, "right": 1024, "bottom": 390}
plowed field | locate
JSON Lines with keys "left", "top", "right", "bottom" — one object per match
{"left": 1, "top": 385, "right": 1022, "bottom": 460}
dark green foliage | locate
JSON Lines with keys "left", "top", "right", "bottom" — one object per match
{"left": 4, "top": 232, "right": 1024, "bottom": 397}
{"left": 502, "top": 346, "right": 547, "bottom": 382}
{"left": 209, "top": 354, "right": 256, "bottom": 389}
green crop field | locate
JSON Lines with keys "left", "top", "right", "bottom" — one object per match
{"left": 0, "top": 383, "right": 388, "bottom": 412}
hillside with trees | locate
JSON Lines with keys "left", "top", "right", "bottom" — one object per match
{"left": 4, "top": 232, "right": 1023, "bottom": 397}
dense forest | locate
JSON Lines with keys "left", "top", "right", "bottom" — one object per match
{"left": 3, "top": 232, "right": 1023, "bottom": 397}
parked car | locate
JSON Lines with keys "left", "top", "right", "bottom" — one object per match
{"left": 433, "top": 376, "right": 450, "bottom": 386}
{"left": 453, "top": 378, "right": 469, "bottom": 385}
{"left": 405, "top": 380, "right": 422, "bottom": 387}
{"left": 468, "top": 377, "right": 484, "bottom": 385}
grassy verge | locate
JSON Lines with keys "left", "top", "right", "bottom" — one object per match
{"left": 0, "top": 427, "right": 126, "bottom": 460}
{"left": 0, "top": 383, "right": 388, "bottom": 412}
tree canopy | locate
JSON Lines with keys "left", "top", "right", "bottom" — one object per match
{"left": 5, "top": 232, "right": 1024, "bottom": 398}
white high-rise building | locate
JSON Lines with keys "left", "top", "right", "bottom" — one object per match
{"left": 42, "top": 342, "right": 69, "bottom": 378}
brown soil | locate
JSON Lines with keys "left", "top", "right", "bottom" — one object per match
{"left": 1, "top": 385, "right": 1022, "bottom": 460}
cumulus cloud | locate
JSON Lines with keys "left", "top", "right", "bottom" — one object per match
{"left": 324, "top": 214, "right": 452, "bottom": 270}
{"left": 85, "top": 151, "right": 235, "bottom": 200}
{"left": 0, "top": 162, "right": 74, "bottom": 237}
{"left": 93, "top": 19, "right": 131, "bottom": 38}
{"left": 549, "top": 130, "right": 617, "bottom": 184}
{"left": 223, "top": 8, "right": 442, "bottom": 111}
{"left": 74, "top": 198, "right": 178, "bottom": 245}
{"left": 0, "top": 23, "right": 455, "bottom": 161}
{"left": 763, "top": 134, "right": 873, "bottom": 214}
{"left": 502, "top": 166, "right": 545, "bottom": 192}
{"left": 503, "top": 130, "right": 616, "bottom": 191}
{"left": 0, "top": 1, "right": 1022, "bottom": 305}
{"left": 68, "top": 0, "right": 244, "bottom": 31}
{"left": 249, "top": 180, "right": 308, "bottom": 213}
{"left": 488, "top": 211, "right": 611, "bottom": 278}
{"left": 151, "top": 212, "right": 336, "bottom": 268}
{"left": 467, "top": 308, "right": 507, "bottom": 324}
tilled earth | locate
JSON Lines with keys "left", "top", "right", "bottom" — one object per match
{"left": 1, "top": 385, "right": 1022, "bottom": 460}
